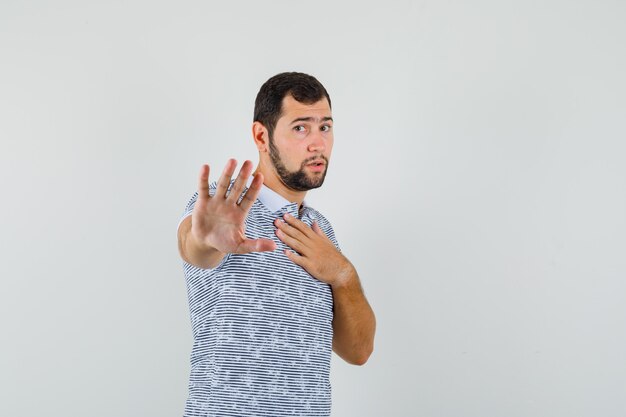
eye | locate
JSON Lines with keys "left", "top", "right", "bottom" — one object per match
{"left": 293, "top": 125, "right": 306, "bottom": 132}
{"left": 321, "top": 124, "right": 332, "bottom": 132}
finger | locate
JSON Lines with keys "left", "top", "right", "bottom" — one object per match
{"left": 275, "top": 227, "right": 306, "bottom": 254}
{"left": 239, "top": 172, "right": 263, "bottom": 212}
{"left": 197, "top": 164, "right": 210, "bottom": 201}
{"left": 216, "top": 158, "right": 237, "bottom": 198}
{"left": 312, "top": 221, "right": 329, "bottom": 239}
{"left": 284, "top": 249, "right": 308, "bottom": 268}
{"left": 274, "top": 217, "right": 308, "bottom": 243}
{"left": 283, "top": 213, "right": 313, "bottom": 237}
{"left": 236, "top": 238, "right": 276, "bottom": 254}
{"left": 227, "top": 160, "right": 253, "bottom": 203}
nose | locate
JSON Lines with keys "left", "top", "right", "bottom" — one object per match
{"left": 307, "top": 130, "right": 326, "bottom": 153}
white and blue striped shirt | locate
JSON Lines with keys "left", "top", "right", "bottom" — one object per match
{"left": 179, "top": 181, "right": 340, "bottom": 417}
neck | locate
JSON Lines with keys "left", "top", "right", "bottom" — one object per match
{"left": 254, "top": 162, "right": 307, "bottom": 210}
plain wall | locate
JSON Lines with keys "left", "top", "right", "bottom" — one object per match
{"left": 1, "top": 1, "right": 625, "bottom": 416}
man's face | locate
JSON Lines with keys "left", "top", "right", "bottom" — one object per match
{"left": 268, "top": 95, "right": 334, "bottom": 191}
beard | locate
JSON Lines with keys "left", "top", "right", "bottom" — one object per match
{"left": 268, "top": 136, "right": 329, "bottom": 192}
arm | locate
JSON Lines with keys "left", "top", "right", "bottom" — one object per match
{"left": 330, "top": 265, "right": 376, "bottom": 365}
{"left": 274, "top": 213, "right": 376, "bottom": 365}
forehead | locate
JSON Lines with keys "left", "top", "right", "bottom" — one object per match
{"left": 278, "top": 95, "right": 331, "bottom": 122}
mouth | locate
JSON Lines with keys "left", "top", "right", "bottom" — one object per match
{"left": 306, "top": 160, "right": 326, "bottom": 172}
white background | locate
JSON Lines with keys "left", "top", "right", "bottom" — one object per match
{"left": 1, "top": 1, "right": 625, "bottom": 416}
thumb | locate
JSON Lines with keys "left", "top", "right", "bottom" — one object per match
{"left": 237, "top": 238, "right": 277, "bottom": 254}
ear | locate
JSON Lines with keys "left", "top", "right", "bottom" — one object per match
{"left": 252, "top": 121, "right": 269, "bottom": 153}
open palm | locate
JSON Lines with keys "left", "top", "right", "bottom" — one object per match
{"left": 191, "top": 159, "right": 276, "bottom": 254}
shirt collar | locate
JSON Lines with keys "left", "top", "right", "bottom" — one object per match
{"left": 246, "top": 176, "right": 307, "bottom": 213}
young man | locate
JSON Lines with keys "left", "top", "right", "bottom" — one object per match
{"left": 177, "top": 72, "right": 376, "bottom": 416}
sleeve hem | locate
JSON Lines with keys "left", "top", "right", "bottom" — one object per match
{"left": 176, "top": 212, "right": 193, "bottom": 237}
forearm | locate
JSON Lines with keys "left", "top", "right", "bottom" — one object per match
{"left": 331, "top": 265, "right": 376, "bottom": 365}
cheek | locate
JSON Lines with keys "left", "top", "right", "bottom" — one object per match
{"left": 280, "top": 143, "right": 308, "bottom": 167}
{"left": 325, "top": 138, "right": 334, "bottom": 155}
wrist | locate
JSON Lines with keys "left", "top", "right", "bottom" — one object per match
{"left": 332, "top": 260, "right": 357, "bottom": 289}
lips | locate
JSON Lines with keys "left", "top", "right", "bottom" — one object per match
{"left": 306, "top": 159, "right": 326, "bottom": 172}
{"left": 307, "top": 159, "right": 326, "bottom": 167}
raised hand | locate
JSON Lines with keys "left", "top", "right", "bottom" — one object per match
{"left": 191, "top": 159, "right": 277, "bottom": 255}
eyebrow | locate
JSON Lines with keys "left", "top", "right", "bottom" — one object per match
{"left": 289, "top": 116, "right": 333, "bottom": 125}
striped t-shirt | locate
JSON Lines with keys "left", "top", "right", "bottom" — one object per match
{"left": 178, "top": 180, "right": 340, "bottom": 417}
